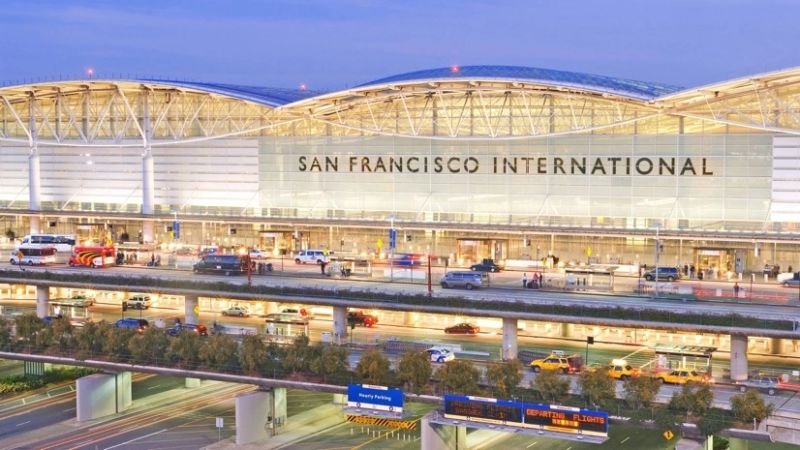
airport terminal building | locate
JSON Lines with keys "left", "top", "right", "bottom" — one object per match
{"left": 1, "top": 65, "right": 799, "bottom": 272}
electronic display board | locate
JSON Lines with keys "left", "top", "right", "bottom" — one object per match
{"left": 443, "top": 395, "right": 608, "bottom": 436}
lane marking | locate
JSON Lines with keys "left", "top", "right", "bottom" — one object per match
{"left": 147, "top": 384, "right": 162, "bottom": 390}
{"left": 621, "top": 436, "right": 630, "bottom": 443}
{"left": 16, "top": 421, "right": 31, "bottom": 427}
{"left": 103, "top": 428, "right": 168, "bottom": 449}
{"left": 526, "top": 442, "right": 538, "bottom": 448}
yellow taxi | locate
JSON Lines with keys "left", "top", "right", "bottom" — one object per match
{"left": 656, "top": 369, "right": 711, "bottom": 385}
{"left": 605, "top": 359, "right": 641, "bottom": 380}
{"left": 530, "top": 351, "right": 583, "bottom": 374}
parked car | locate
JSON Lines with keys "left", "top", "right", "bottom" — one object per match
{"left": 735, "top": 375, "right": 781, "bottom": 395}
{"left": 124, "top": 294, "right": 152, "bottom": 310}
{"left": 426, "top": 347, "right": 455, "bottom": 363}
{"left": 114, "top": 318, "right": 149, "bottom": 333}
{"left": 444, "top": 322, "right": 480, "bottom": 334}
{"left": 440, "top": 271, "right": 485, "bottom": 290}
{"left": 222, "top": 305, "right": 250, "bottom": 317}
{"left": 643, "top": 266, "right": 680, "bottom": 282}
{"left": 294, "top": 250, "right": 329, "bottom": 265}
{"left": 470, "top": 258, "right": 502, "bottom": 273}
{"left": 68, "top": 292, "right": 96, "bottom": 307}
{"left": 166, "top": 323, "right": 209, "bottom": 337}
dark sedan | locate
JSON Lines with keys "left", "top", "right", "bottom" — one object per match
{"left": 470, "top": 261, "right": 502, "bottom": 272}
{"left": 444, "top": 322, "right": 480, "bottom": 334}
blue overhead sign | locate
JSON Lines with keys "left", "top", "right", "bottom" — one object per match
{"left": 347, "top": 384, "right": 404, "bottom": 414}
{"left": 388, "top": 229, "right": 397, "bottom": 249}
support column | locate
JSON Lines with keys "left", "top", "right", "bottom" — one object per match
{"left": 771, "top": 338, "right": 783, "bottom": 355}
{"left": 185, "top": 377, "right": 201, "bottom": 388}
{"left": 76, "top": 372, "right": 132, "bottom": 421}
{"left": 730, "top": 334, "right": 748, "bottom": 381}
{"left": 36, "top": 285, "right": 49, "bottom": 318}
{"left": 235, "top": 390, "right": 272, "bottom": 444}
{"left": 502, "top": 317, "right": 518, "bottom": 360}
{"left": 28, "top": 148, "right": 42, "bottom": 234}
{"left": 560, "top": 322, "right": 572, "bottom": 338}
{"left": 141, "top": 90, "right": 155, "bottom": 244}
{"left": 332, "top": 306, "right": 348, "bottom": 344}
{"left": 184, "top": 294, "right": 199, "bottom": 324}
{"left": 421, "top": 414, "right": 466, "bottom": 450}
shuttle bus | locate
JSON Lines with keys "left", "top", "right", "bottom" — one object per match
{"left": 68, "top": 246, "right": 116, "bottom": 268}
{"left": 10, "top": 247, "right": 58, "bottom": 266}
{"left": 16, "top": 234, "right": 76, "bottom": 263}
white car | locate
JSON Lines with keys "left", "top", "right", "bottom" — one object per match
{"left": 249, "top": 249, "right": 269, "bottom": 259}
{"left": 426, "top": 347, "right": 455, "bottom": 363}
{"left": 222, "top": 305, "right": 250, "bottom": 317}
{"left": 294, "top": 250, "right": 329, "bottom": 265}
{"left": 125, "top": 294, "right": 152, "bottom": 310}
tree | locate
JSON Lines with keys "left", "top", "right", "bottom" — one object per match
{"left": 356, "top": 349, "right": 391, "bottom": 385}
{"left": 75, "top": 321, "right": 110, "bottom": 359}
{"left": 437, "top": 360, "right": 481, "bottom": 395}
{"left": 578, "top": 369, "right": 615, "bottom": 408}
{"left": 0, "top": 317, "right": 12, "bottom": 351}
{"left": 14, "top": 314, "right": 45, "bottom": 348}
{"left": 284, "top": 335, "right": 313, "bottom": 373}
{"left": 397, "top": 351, "right": 432, "bottom": 395}
{"left": 696, "top": 407, "right": 734, "bottom": 442}
{"left": 310, "top": 344, "right": 349, "bottom": 382}
{"left": 731, "top": 390, "right": 774, "bottom": 429}
{"left": 166, "top": 332, "right": 202, "bottom": 369}
{"left": 238, "top": 335, "right": 267, "bottom": 375}
{"left": 623, "top": 376, "right": 661, "bottom": 409}
{"left": 487, "top": 359, "right": 523, "bottom": 398}
{"left": 199, "top": 334, "right": 240, "bottom": 372}
{"left": 669, "top": 383, "right": 713, "bottom": 423}
{"left": 103, "top": 327, "right": 135, "bottom": 362}
{"left": 531, "top": 369, "right": 570, "bottom": 403}
{"left": 127, "top": 327, "right": 169, "bottom": 364}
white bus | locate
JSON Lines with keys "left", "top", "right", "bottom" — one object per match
{"left": 16, "top": 234, "right": 75, "bottom": 263}
{"left": 10, "top": 247, "right": 58, "bottom": 265}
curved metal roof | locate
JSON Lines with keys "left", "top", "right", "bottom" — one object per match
{"left": 142, "top": 79, "right": 324, "bottom": 107}
{"left": 358, "top": 65, "right": 684, "bottom": 100}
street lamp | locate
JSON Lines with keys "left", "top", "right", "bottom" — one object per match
{"left": 585, "top": 336, "right": 594, "bottom": 366}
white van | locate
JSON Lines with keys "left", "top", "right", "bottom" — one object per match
{"left": 294, "top": 250, "right": 329, "bottom": 265}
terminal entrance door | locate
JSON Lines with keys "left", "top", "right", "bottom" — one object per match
{"left": 456, "top": 238, "right": 507, "bottom": 265}
{"left": 694, "top": 248, "right": 733, "bottom": 280}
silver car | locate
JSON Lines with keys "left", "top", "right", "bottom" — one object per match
{"left": 440, "top": 271, "right": 485, "bottom": 290}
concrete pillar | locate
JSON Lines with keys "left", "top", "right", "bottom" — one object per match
{"left": 185, "top": 377, "right": 201, "bottom": 388}
{"left": 273, "top": 387, "right": 287, "bottom": 432}
{"left": 332, "top": 393, "right": 347, "bottom": 405}
{"left": 235, "top": 390, "right": 272, "bottom": 445}
{"left": 730, "top": 335, "right": 748, "bottom": 381}
{"left": 28, "top": 100, "right": 42, "bottom": 235}
{"left": 36, "top": 285, "right": 49, "bottom": 318}
{"left": 421, "top": 414, "right": 466, "bottom": 450}
{"left": 771, "top": 338, "right": 783, "bottom": 355}
{"left": 76, "top": 372, "right": 132, "bottom": 421}
{"left": 141, "top": 92, "right": 155, "bottom": 244}
{"left": 184, "top": 294, "right": 199, "bottom": 324}
{"left": 502, "top": 317, "right": 518, "bottom": 360}
{"left": 332, "top": 306, "right": 348, "bottom": 343}
{"left": 560, "top": 322, "right": 572, "bottom": 338}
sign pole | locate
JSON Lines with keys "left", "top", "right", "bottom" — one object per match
{"left": 427, "top": 254, "right": 432, "bottom": 296}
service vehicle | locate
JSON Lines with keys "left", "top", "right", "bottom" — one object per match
{"left": 444, "top": 322, "right": 480, "bottom": 334}
{"left": 193, "top": 254, "right": 247, "bottom": 276}
{"left": 426, "top": 347, "right": 455, "bottom": 363}
{"left": 124, "top": 294, "right": 152, "bottom": 310}
{"left": 530, "top": 351, "right": 584, "bottom": 374}
{"left": 222, "top": 305, "right": 250, "bottom": 317}
{"left": 347, "top": 310, "right": 378, "bottom": 327}
{"left": 656, "top": 369, "right": 711, "bottom": 385}
{"left": 10, "top": 247, "right": 58, "bottom": 266}
{"left": 440, "top": 271, "right": 485, "bottom": 290}
{"left": 68, "top": 246, "right": 116, "bottom": 268}
{"left": 68, "top": 292, "right": 96, "bottom": 307}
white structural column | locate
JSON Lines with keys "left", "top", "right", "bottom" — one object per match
{"left": 332, "top": 306, "right": 348, "bottom": 343}
{"left": 76, "top": 372, "right": 132, "bottom": 421}
{"left": 184, "top": 294, "right": 199, "bottom": 324}
{"left": 28, "top": 98, "right": 42, "bottom": 234}
{"left": 36, "top": 285, "right": 49, "bottom": 318}
{"left": 185, "top": 378, "right": 201, "bottom": 388}
{"left": 141, "top": 91, "right": 155, "bottom": 243}
{"left": 421, "top": 414, "right": 466, "bottom": 450}
{"left": 502, "top": 317, "right": 518, "bottom": 360}
{"left": 730, "top": 334, "right": 749, "bottom": 381}
{"left": 235, "top": 388, "right": 286, "bottom": 444}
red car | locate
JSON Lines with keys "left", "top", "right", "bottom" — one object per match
{"left": 444, "top": 322, "right": 480, "bottom": 334}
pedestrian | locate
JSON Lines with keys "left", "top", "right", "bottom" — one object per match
{"left": 16, "top": 250, "right": 24, "bottom": 270}
{"left": 734, "top": 282, "right": 740, "bottom": 298}
{"left": 522, "top": 272, "right": 528, "bottom": 288}
{"left": 533, "top": 272, "right": 540, "bottom": 288}
{"left": 320, "top": 260, "right": 327, "bottom": 275}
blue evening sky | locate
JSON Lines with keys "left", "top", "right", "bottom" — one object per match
{"left": 1, "top": 0, "right": 797, "bottom": 91}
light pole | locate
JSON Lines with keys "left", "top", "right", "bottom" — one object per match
{"left": 653, "top": 226, "right": 661, "bottom": 298}
{"left": 585, "top": 336, "right": 594, "bottom": 366}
